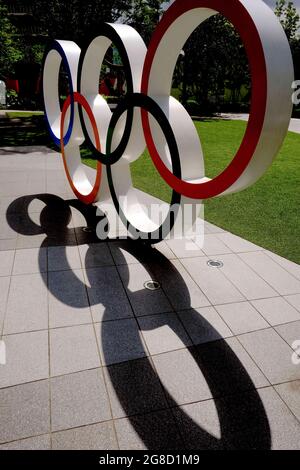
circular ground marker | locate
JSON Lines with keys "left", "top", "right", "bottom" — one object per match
{"left": 144, "top": 280, "right": 161, "bottom": 291}
{"left": 207, "top": 260, "right": 224, "bottom": 268}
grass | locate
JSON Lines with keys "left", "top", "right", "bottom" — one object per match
{"left": 82, "top": 120, "right": 300, "bottom": 264}
{"left": 5, "top": 111, "right": 44, "bottom": 119}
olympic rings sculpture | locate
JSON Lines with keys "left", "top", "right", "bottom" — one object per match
{"left": 42, "top": 0, "right": 293, "bottom": 242}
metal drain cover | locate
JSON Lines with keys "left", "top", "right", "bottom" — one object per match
{"left": 82, "top": 227, "right": 94, "bottom": 233}
{"left": 144, "top": 280, "right": 161, "bottom": 291}
{"left": 207, "top": 260, "right": 224, "bottom": 268}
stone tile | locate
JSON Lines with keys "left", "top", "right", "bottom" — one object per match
{"left": 16, "top": 234, "right": 47, "bottom": 250}
{"left": 52, "top": 422, "right": 118, "bottom": 450}
{"left": 251, "top": 297, "right": 300, "bottom": 326}
{"left": 103, "top": 358, "right": 168, "bottom": 419}
{"left": 172, "top": 401, "right": 223, "bottom": 450}
{"left": 0, "top": 195, "right": 24, "bottom": 214}
{"left": 177, "top": 307, "right": 233, "bottom": 345}
{"left": 117, "top": 263, "right": 172, "bottom": 317}
{"left": 85, "top": 267, "right": 133, "bottom": 322}
{"left": 0, "top": 330, "right": 49, "bottom": 388}
{"left": 181, "top": 257, "right": 245, "bottom": 305}
{"left": 275, "top": 321, "right": 300, "bottom": 346}
{"left": 204, "top": 221, "right": 225, "bottom": 234}
{"left": 220, "top": 254, "right": 277, "bottom": 300}
{"left": 95, "top": 319, "right": 146, "bottom": 366}
{"left": 193, "top": 337, "right": 269, "bottom": 396}
{"left": 239, "top": 252, "right": 300, "bottom": 295}
{"left": 51, "top": 368, "right": 111, "bottom": 431}
{"left": 0, "top": 276, "right": 10, "bottom": 331}
{"left": 238, "top": 328, "right": 300, "bottom": 384}
{"left": 285, "top": 294, "right": 300, "bottom": 312}
{"left": 115, "top": 410, "right": 183, "bottom": 450}
{"left": 215, "top": 302, "right": 269, "bottom": 335}
{"left": 138, "top": 312, "right": 192, "bottom": 355}
{"left": 217, "top": 232, "right": 261, "bottom": 253}
{"left": 4, "top": 273, "right": 48, "bottom": 334}
{"left": 79, "top": 243, "right": 114, "bottom": 268}
{"left": 200, "top": 234, "right": 233, "bottom": 256}
{"left": 48, "top": 245, "right": 81, "bottom": 271}
{"left": 0, "top": 239, "right": 17, "bottom": 251}
{"left": 0, "top": 380, "right": 50, "bottom": 443}
{"left": 173, "top": 386, "right": 300, "bottom": 450}
{"left": 49, "top": 270, "right": 92, "bottom": 328}
{"left": 0, "top": 434, "right": 51, "bottom": 450}
{"left": 275, "top": 380, "right": 300, "bottom": 422}
{"left": 166, "top": 238, "right": 205, "bottom": 258}
{"left": 0, "top": 250, "right": 14, "bottom": 276}
{"left": 265, "top": 251, "right": 300, "bottom": 281}
{"left": 152, "top": 348, "right": 213, "bottom": 405}
{"left": 150, "top": 259, "right": 210, "bottom": 310}
{"left": 109, "top": 240, "right": 175, "bottom": 266}
{"left": 12, "top": 247, "right": 47, "bottom": 275}
{"left": 50, "top": 324, "right": 100, "bottom": 376}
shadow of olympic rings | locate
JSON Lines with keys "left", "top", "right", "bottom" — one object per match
{"left": 7, "top": 194, "right": 271, "bottom": 450}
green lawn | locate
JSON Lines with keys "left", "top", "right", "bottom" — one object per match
{"left": 83, "top": 120, "right": 300, "bottom": 264}
{"left": 6, "top": 111, "right": 44, "bottom": 118}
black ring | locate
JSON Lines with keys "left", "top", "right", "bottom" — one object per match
{"left": 78, "top": 24, "right": 134, "bottom": 165}
{"left": 106, "top": 93, "right": 182, "bottom": 244}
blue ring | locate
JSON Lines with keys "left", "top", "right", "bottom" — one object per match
{"left": 42, "top": 41, "right": 75, "bottom": 148}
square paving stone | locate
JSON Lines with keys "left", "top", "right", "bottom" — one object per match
{"left": 50, "top": 324, "right": 100, "bottom": 376}
{"left": 79, "top": 243, "right": 114, "bottom": 268}
{"left": 177, "top": 307, "right": 233, "bottom": 345}
{"left": 152, "top": 348, "right": 213, "bottom": 405}
{"left": 215, "top": 302, "right": 269, "bottom": 335}
{"left": 238, "top": 328, "right": 300, "bottom": 384}
{"left": 275, "top": 380, "right": 300, "bottom": 422}
{"left": 0, "top": 250, "right": 14, "bottom": 276}
{"left": 48, "top": 245, "right": 81, "bottom": 272}
{"left": 51, "top": 368, "right": 111, "bottom": 431}
{"left": 265, "top": 251, "right": 300, "bottom": 281}
{"left": 13, "top": 247, "right": 47, "bottom": 275}
{"left": 219, "top": 254, "right": 277, "bottom": 300}
{"left": 52, "top": 422, "right": 117, "bottom": 450}
{"left": 0, "top": 434, "right": 51, "bottom": 450}
{"left": 138, "top": 313, "right": 192, "bottom": 355}
{"left": 85, "top": 267, "right": 133, "bottom": 323}
{"left": 181, "top": 257, "right": 245, "bottom": 305}
{"left": 95, "top": 319, "right": 147, "bottom": 366}
{"left": 251, "top": 297, "right": 300, "bottom": 326}
{"left": 48, "top": 269, "right": 92, "bottom": 328}
{"left": 216, "top": 232, "right": 260, "bottom": 253}
{"left": 115, "top": 410, "right": 184, "bottom": 450}
{"left": 149, "top": 259, "right": 211, "bottom": 310}
{"left": 275, "top": 321, "right": 300, "bottom": 346}
{"left": 103, "top": 357, "right": 168, "bottom": 418}
{"left": 117, "top": 263, "right": 173, "bottom": 316}
{"left": 239, "top": 252, "right": 300, "bottom": 296}
{"left": 4, "top": 273, "right": 48, "bottom": 334}
{"left": 0, "top": 380, "right": 50, "bottom": 443}
{"left": 166, "top": 238, "right": 205, "bottom": 259}
{"left": 285, "top": 294, "right": 300, "bottom": 312}
{"left": 0, "top": 330, "right": 49, "bottom": 388}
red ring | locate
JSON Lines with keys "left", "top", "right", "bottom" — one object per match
{"left": 60, "top": 92, "right": 102, "bottom": 204}
{"left": 141, "top": 0, "right": 268, "bottom": 199}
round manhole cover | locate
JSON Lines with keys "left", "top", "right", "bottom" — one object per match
{"left": 144, "top": 280, "right": 161, "bottom": 291}
{"left": 82, "top": 227, "right": 94, "bottom": 233}
{"left": 207, "top": 260, "right": 224, "bottom": 268}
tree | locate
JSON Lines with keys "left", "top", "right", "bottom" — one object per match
{"left": 125, "top": 0, "right": 164, "bottom": 44}
{"left": 173, "top": 14, "right": 250, "bottom": 113}
{"left": 275, "top": 0, "right": 300, "bottom": 41}
{"left": 0, "top": 2, "right": 23, "bottom": 78}
{"left": 31, "top": 0, "right": 133, "bottom": 45}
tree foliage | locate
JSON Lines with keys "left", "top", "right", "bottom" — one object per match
{"left": 275, "top": 0, "right": 300, "bottom": 41}
{"left": 0, "top": 2, "right": 23, "bottom": 77}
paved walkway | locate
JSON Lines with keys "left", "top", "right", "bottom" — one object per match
{"left": 0, "top": 146, "right": 300, "bottom": 450}
{"left": 221, "top": 113, "right": 300, "bottom": 134}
